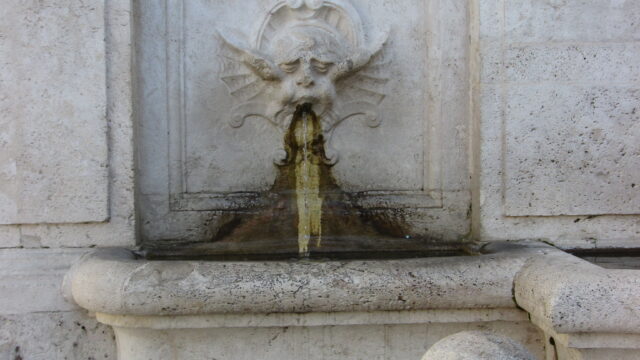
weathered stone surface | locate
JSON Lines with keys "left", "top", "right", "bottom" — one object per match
{"left": 0, "top": 311, "right": 116, "bottom": 360}
{"left": 504, "top": 84, "right": 640, "bottom": 216}
{"left": 556, "top": 347, "right": 640, "bottom": 360}
{"left": 0, "top": 226, "right": 20, "bottom": 248}
{"left": 504, "top": 43, "right": 640, "bottom": 83}
{"left": 0, "top": 248, "right": 87, "bottom": 315}
{"left": 0, "top": 0, "right": 109, "bottom": 224}
{"left": 478, "top": 0, "right": 503, "bottom": 41}
{"left": 479, "top": 41, "right": 503, "bottom": 83}
{"left": 474, "top": 0, "right": 640, "bottom": 246}
{"left": 108, "top": 315, "right": 544, "bottom": 360}
{"left": 67, "top": 245, "right": 548, "bottom": 316}
{"left": 0, "top": 0, "right": 137, "bottom": 247}
{"left": 97, "top": 308, "right": 530, "bottom": 329}
{"left": 476, "top": 85, "right": 640, "bottom": 246}
{"left": 68, "top": 242, "right": 640, "bottom": 359}
{"left": 505, "top": 0, "right": 640, "bottom": 42}
{"left": 514, "top": 249, "right": 640, "bottom": 358}
{"left": 19, "top": 222, "right": 135, "bottom": 248}
{"left": 422, "top": 331, "right": 536, "bottom": 360}
{"left": 515, "top": 251, "right": 640, "bottom": 334}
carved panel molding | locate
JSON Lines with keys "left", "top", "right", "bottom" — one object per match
{"left": 136, "top": 0, "right": 473, "bottom": 243}
{"left": 160, "top": 0, "right": 444, "bottom": 213}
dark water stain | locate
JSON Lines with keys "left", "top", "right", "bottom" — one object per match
{"left": 141, "top": 104, "right": 465, "bottom": 260}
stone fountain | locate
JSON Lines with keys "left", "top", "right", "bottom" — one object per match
{"left": 135, "top": 0, "right": 464, "bottom": 260}
{"left": 64, "top": 1, "right": 640, "bottom": 359}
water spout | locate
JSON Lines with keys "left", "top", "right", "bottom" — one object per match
{"left": 290, "top": 104, "right": 324, "bottom": 255}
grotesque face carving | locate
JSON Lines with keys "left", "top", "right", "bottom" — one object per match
{"left": 269, "top": 25, "right": 349, "bottom": 116}
{"left": 218, "top": 0, "right": 389, "bottom": 163}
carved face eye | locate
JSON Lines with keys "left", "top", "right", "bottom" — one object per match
{"left": 279, "top": 60, "right": 299, "bottom": 73}
{"left": 311, "top": 59, "right": 332, "bottom": 73}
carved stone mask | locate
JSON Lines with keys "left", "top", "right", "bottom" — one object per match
{"left": 218, "top": 0, "right": 389, "bottom": 164}
{"left": 270, "top": 25, "right": 349, "bottom": 115}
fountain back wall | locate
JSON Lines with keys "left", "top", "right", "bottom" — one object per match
{"left": 135, "top": 0, "right": 472, "bottom": 257}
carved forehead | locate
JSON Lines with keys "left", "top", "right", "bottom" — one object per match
{"left": 270, "top": 25, "right": 350, "bottom": 63}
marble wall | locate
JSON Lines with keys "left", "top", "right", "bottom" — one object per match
{"left": 0, "top": 0, "right": 133, "bottom": 358}
{"left": 473, "top": 0, "right": 640, "bottom": 248}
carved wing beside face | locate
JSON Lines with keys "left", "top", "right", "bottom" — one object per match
{"left": 217, "top": 30, "right": 280, "bottom": 128}
{"left": 217, "top": 30, "right": 282, "bottom": 81}
{"left": 330, "top": 31, "right": 390, "bottom": 130}
{"left": 330, "top": 31, "right": 388, "bottom": 82}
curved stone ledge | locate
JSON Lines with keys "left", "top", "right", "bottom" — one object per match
{"left": 66, "top": 243, "right": 550, "bottom": 316}
{"left": 515, "top": 250, "right": 640, "bottom": 335}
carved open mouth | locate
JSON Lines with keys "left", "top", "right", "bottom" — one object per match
{"left": 291, "top": 96, "right": 329, "bottom": 116}
{"left": 293, "top": 95, "right": 319, "bottom": 105}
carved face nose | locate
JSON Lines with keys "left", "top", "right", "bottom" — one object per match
{"left": 297, "top": 63, "right": 315, "bottom": 87}
{"left": 297, "top": 74, "right": 314, "bottom": 87}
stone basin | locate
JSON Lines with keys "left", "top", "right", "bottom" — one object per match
{"left": 63, "top": 241, "right": 640, "bottom": 359}
{"left": 67, "top": 242, "right": 533, "bottom": 317}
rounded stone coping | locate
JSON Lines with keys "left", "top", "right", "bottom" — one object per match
{"left": 66, "top": 244, "right": 549, "bottom": 316}
{"left": 514, "top": 250, "right": 640, "bottom": 334}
